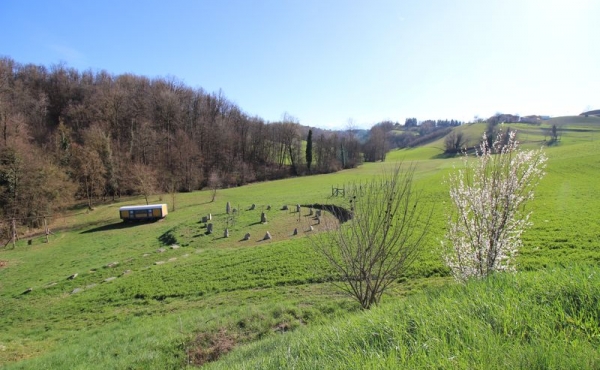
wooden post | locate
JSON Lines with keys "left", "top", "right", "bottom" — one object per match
{"left": 44, "top": 216, "right": 49, "bottom": 243}
{"left": 12, "top": 218, "right": 17, "bottom": 249}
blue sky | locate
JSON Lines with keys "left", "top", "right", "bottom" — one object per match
{"left": 1, "top": 0, "right": 598, "bottom": 129}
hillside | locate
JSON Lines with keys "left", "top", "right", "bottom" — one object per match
{"left": 1, "top": 119, "right": 600, "bottom": 368}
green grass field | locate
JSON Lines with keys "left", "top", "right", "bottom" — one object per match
{"left": 1, "top": 117, "right": 599, "bottom": 368}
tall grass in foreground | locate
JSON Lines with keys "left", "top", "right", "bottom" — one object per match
{"left": 207, "top": 265, "right": 600, "bottom": 369}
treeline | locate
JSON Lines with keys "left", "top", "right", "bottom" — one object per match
{"left": 0, "top": 57, "right": 362, "bottom": 227}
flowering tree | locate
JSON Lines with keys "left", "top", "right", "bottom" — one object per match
{"left": 443, "top": 130, "right": 547, "bottom": 281}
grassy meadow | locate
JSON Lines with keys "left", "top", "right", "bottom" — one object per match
{"left": 1, "top": 118, "right": 599, "bottom": 368}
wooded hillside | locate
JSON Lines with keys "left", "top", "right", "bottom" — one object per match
{"left": 0, "top": 57, "right": 363, "bottom": 227}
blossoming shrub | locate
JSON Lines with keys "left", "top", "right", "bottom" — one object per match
{"left": 443, "top": 130, "right": 547, "bottom": 281}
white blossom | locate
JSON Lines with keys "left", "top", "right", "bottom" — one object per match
{"left": 442, "top": 130, "right": 547, "bottom": 282}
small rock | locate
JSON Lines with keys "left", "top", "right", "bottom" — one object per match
{"left": 261, "top": 212, "right": 267, "bottom": 223}
{"left": 296, "top": 204, "right": 301, "bottom": 213}
{"left": 309, "top": 225, "right": 314, "bottom": 231}
{"left": 22, "top": 288, "right": 33, "bottom": 295}
{"left": 71, "top": 288, "right": 83, "bottom": 294}
{"left": 226, "top": 202, "right": 231, "bottom": 214}
{"left": 105, "top": 261, "right": 119, "bottom": 268}
{"left": 207, "top": 223, "right": 213, "bottom": 234}
{"left": 316, "top": 210, "right": 322, "bottom": 217}
{"left": 86, "top": 284, "right": 97, "bottom": 289}
{"left": 281, "top": 205, "right": 288, "bottom": 211}
{"left": 243, "top": 233, "right": 251, "bottom": 241}
{"left": 170, "top": 244, "right": 180, "bottom": 249}
{"left": 122, "top": 270, "right": 132, "bottom": 275}
{"left": 293, "top": 228, "right": 298, "bottom": 236}
{"left": 67, "top": 273, "right": 78, "bottom": 280}
{"left": 154, "top": 261, "right": 165, "bottom": 265}
{"left": 168, "top": 257, "right": 177, "bottom": 262}
{"left": 104, "top": 277, "right": 117, "bottom": 283}
{"left": 266, "top": 205, "right": 271, "bottom": 210}
{"left": 143, "top": 253, "right": 151, "bottom": 257}
{"left": 44, "top": 282, "right": 57, "bottom": 288}
{"left": 224, "top": 228, "right": 229, "bottom": 238}
{"left": 201, "top": 216, "right": 208, "bottom": 223}
{"left": 309, "top": 208, "right": 314, "bottom": 216}
{"left": 182, "top": 253, "right": 190, "bottom": 258}
{"left": 263, "top": 231, "right": 272, "bottom": 240}
{"left": 157, "top": 248, "right": 166, "bottom": 253}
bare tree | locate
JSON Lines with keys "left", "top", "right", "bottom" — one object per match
{"left": 132, "top": 163, "right": 157, "bottom": 205}
{"left": 207, "top": 171, "right": 221, "bottom": 202}
{"left": 312, "top": 165, "right": 432, "bottom": 309}
{"left": 444, "top": 130, "right": 466, "bottom": 154}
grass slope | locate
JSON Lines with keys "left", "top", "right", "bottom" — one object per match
{"left": 1, "top": 118, "right": 599, "bottom": 368}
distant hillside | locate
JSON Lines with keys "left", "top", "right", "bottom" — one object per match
{"left": 580, "top": 110, "right": 600, "bottom": 117}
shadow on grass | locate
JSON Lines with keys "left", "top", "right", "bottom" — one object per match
{"left": 81, "top": 221, "right": 156, "bottom": 234}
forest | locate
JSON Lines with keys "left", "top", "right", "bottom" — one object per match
{"left": 0, "top": 57, "right": 368, "bottom": 229}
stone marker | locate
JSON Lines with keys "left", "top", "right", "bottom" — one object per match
{"left": 309, "top": 208, "right": 314, "bottom": 216}
{"left": 224, "top": 228, "right": 229, "bottom": 238}
{"left": 249, "top": 203, "right": 256, "bottom": 210}
{"left": 22, "top": 288, "right": 33, "bottom": 295}
{"left": 281, "top": 205, "right": 288, "bottom": 211}
{"left": 309, "top": 225, "right": 314, "bottom": 231}
{"left": 226, "top": 202, "right": 231, "bottom": 214}
{"left": 157, "top": 248, "right": 166, "bottom": 253}
{"left": 208, "top": 213, "right": 212, "bottom": 220}
{"left": 201, "top": 216, "right": 208, "bottom": 223}
{"left": 263, "top": 231, "right": 272, "bottom": 240}
{"left": 105, "top": 261, "right": 119, "bottom": 268}
{"left": 170, "top": 244, "right": 180, "bottom": 249}
{"left": 266, "top": 205, "right": 271, "bottom": 210}
{"left": 143, "top": 253, "right": 150, "bottom": 257}
{"left": 71, "top": 288, "right": 82, "bottom": 294}
{"left": 293, "top": 228, "right": 298, "bottom": 236}
{"left": 207, "top": 223, "right": 213, "bottom": 234}
{"left": 86, "top": 284, "right": 97, "bottom": 289}
{"left": 243, "top": 233, "right": 251, "bottom": 241}
{"left": 104, "top": 277, "right": 117, "bottom": 283}
{"left": 168, "top": 257, "right": 177, "bottom": 262}
{"left": 316, "top": 209, "right": 322, "bottom": 217}
{"left": 122, "top": 270, "right": 132, "bottom": 275}
{"left": 316, "top": 216, "right": 321, "bottom": 225}
{"left": 261, "top": 212, "right": 267, "bottom": 223}
{"left": 154, "top": 261, "right": 165, "bottom": 265}
{"left": 67, "top": 273, "right": 78, "bottom": 280}
{"left": 182, "top": 253, "right": 190, "bottom": 258}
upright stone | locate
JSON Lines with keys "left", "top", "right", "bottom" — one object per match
{"left": 316, "top": 216, "right": 321, "bottom": 225}
{"left": 226, "top": 202, "right": 231, "bottom": 214}
{"left": 296, "top": 204, "right": 301, "bottom": 213}
{"left": 224, "top": 228, "right": 229, "bottom": 238}
{"left": 208, "top": 213, "right": 212, "bottom": 220}
{"left": 261, "top": 212, "right": 267, "bottom": 223}
{"left": 293, "top": 228, "right": 298, "bottom": 236}
{"left": 309, "top": 208, "right": 314, "bottom": 216}
{"left": 201, "top": 216, "right": 208, "bottom": 223}
{"left": 243, "top": 233, "right": 251, "bottom": 241}
{"left": 281, "top": 205, "right": 288, "bottom": 211}
{"left": 316, "top": 209, "right": 322, "bottom": 217}
{"left": 309, "top": 225, "right": 314, "bottom": 231}
{"left": 249, "top": 204, "right": 256, "bottom": 210}
{"left": 266, "top": 205, "right": 271, "bottom": 211}
{"left": 263, "top": 231, "right": 272, "bottom": 240}
{"left": 207, "top": 223, "right": 213, "bottom": 234}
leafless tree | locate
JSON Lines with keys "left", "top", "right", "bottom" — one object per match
{"left": 311, "top": 164, "right": 432, "bottom": 309}
{"left": 208, "top": 171, "right": 221, "bottom": 202}
{"left": 444, "top": 130, "right": 466, "bottom": 154}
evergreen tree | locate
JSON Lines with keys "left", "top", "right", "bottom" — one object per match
{"left": 306, "top": 129, "right": 313, "bottom": 172}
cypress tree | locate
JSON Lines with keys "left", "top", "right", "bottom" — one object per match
{"left": 306, "top": 129, "right": 313, "bottom": 172}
